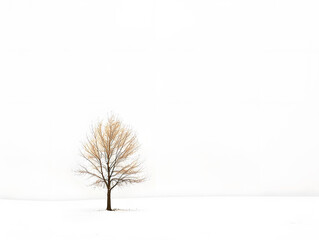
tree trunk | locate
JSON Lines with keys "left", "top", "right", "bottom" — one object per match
{"left": 106, "top": 189, "right": 112, "bottom": 211}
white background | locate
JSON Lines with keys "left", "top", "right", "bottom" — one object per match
{"left": 1, "top": 0, "right": 319, "bottom": 199}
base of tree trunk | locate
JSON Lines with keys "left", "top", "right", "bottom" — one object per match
{"left": 106, "top": 206, "right": 112, "bottom": 211}
{"left": 106, "top": 189, "right": 112, "bottom": 211}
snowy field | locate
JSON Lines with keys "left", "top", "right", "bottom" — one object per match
{"left": 1, "top": 197, "right": 319, "bottom": 240}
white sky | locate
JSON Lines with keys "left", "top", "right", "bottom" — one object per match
{"left": 1, "top": 0, "right": 319, "bottom": 199}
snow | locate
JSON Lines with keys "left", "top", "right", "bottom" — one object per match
{"left": 1, "top": 197, "right": 319, "bottom": 240}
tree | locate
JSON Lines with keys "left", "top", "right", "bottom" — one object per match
{"left": 78, "top": 115, "right": 145, "bottom": 211}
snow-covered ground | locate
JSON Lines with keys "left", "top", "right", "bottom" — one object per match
{"left": 1, "top": 197, "right": 319, "bottom": 240}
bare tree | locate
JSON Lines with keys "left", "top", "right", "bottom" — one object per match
{"left": 77, "top": 115, "right": 145, "bottom": 211}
